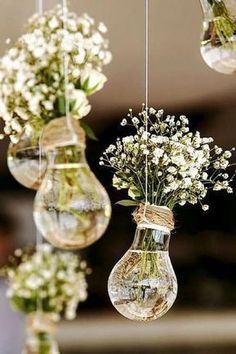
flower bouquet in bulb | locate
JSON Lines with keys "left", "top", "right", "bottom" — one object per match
{"left": 33, "top": 117, "right": 111, "bottom": 250}
{"left": 1, "top": 244, "right": 90, "bottom": 354}
{"left": 100, "top": 106, "right": 235, "bottom": 321}
{"left": 200, "top": 0, "right": 236, "bottom": 74}
{"left": 0, "top": 4, "right": 112, "bottom": 250}
{"left": 0, "top": 4, "right": 112, "bottom": 189}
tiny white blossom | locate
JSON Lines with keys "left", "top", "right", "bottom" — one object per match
{"left": 9, "top": 135, "right": 19, "bottom": 144}
{"left": 132, "top": 117, "right": 139, "bottom": 125}
{"left": 224, "top": 151, "right": 232, "bottom": 158}
{"left": 98, "top": 22, "right": 107, "bottom": 33}
{"left": 48, "top": 16, "right": 59, "bottom": 29}
{"left": 215, "top": 147, "right": 223, "bottom": 155}
{"left": 0, "top": 5, "right": 112, "bottom": 140}
{"left": 101, "top": 106, "right": 235, "bottom": 211}
{"left": 4, "top": 245, "right": 89, "bottom": 319}
{"left": 43, "top": 101, "right": 54, "bottom": 111}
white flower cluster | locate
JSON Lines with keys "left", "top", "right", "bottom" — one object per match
{"left": 0, "top": 5, "right": 112, "bottom": 143}
{"left": 4, "top": 244, "right": 89, "bottom": 320}
{"left": 100, "top": 107, "right": 235, "bottom": 210}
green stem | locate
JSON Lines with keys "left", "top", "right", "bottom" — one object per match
{"left": 209, "top": 0, "right": 236, "bottom": 46}
{"left": 136, "top": 230, "right": 160, "bottom": 304}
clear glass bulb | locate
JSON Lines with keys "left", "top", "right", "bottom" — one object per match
{"left": 108, "top": 225, "right": 177, "bottom": 321}
{"left": 24, "top": 313, "right": 60, "bottom": 354}
{"left": 7, "top": 130, "right": 46, "bottom": 190}
{"left": 200, "top": 0, "right": 236, "bottom": 74}
{"left": 33, "top": 117, "right": 111, "bottom": 250}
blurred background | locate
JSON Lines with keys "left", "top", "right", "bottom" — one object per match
{"left": 0, "top": 0, "right": 236, "bottom": 353}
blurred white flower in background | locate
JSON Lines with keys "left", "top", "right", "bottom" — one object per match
{"left": 0, "top": 4, "right": 112, "bottom": 142}
{"left": 2, "top": 244, "right": 90, "bottom": 321}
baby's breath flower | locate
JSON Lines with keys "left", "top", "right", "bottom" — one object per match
{"left": 224, "top": 151, "right": 232, "bottom": 158}
{"left": 215, "top": 147, "right": 223, "bottom": 155}
{"left": 3, "top": 245, "right": 89, "bottom": 319}
{"left": 213, "top": 161, "right": 220, "bottom": 169}
{"left": 101, "top": 106, "right": 235, "bottom": 210}
{"left": 0, "top": 5, "right": 112, "bottom": 142}
{"left": 98, "top": 22, "right": 107, "bottom": 33}
{"left": 132, "top": 117, "right": 139, "bottom": 125}
{"left": 9, "top": 135, "right": 20, "bottom": 144}
{"left": 14, "top": 249, "right": 23, "bottom": 257}
{"left": 121, "top": 119, "right": 127, "bottom": 126}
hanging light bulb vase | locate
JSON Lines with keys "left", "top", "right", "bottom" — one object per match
{"left": 102, "top": 106, "right": 235, "bottom": 321}
{"left": 200, "top": 0, "right": 236, "bottom": 74}
{"left": 108, "top": 204, "right": 177, "bottom": 321}
{"left": 23, "top": 312, "right": 60, "bottom": 354}
{"left": 7, "top": 129, "right": 47, "bottom": 190}
{"left": 33, "top": 117, "right": 111, "bottom": 250}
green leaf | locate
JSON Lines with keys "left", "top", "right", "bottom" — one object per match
{"left": 116, "top": 200, "right": 139, "bottom": 207}
{"left": 81, "top": 77, "right": 90, "bottom": 91}
{"left": 85, "top": 84, "right": 100, "bottom": 96}
{"left": 70, "top": 99, "right": 77, "bottom": 113}
{"left": 128, "top": 185, "right": 142, "bottom": 199}
{"left": 57, "top": 95, "right": 66, "bottom": 116}
{"left": 80, "top": 78, "right": 100, "bottom": 96}
{"left": 80, "top": 121, "right": 98, "bottom": 141}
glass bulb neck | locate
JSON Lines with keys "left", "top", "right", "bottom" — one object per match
{"left": 25, "top": 313, "right": 59, "bottom": 354}
{"left": 200, "top": 0, "right": 235, "bottom": 17}
{"left": 47, "top": 144, "right": 86, "bottom": 167}
{"left": 131, "top": 226, "right": 171, "bottom": 252}
{"left": 200, "top": 0, "right": 215, "bottom": 16}
{"left": 26, "top": 313, "right": 57, "bottom": 335}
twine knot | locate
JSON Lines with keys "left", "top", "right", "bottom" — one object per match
{"left": 41, "top": 116, "right": 86, "bottom": 150}
{"left": 133, "top": 203, "right": 175, "bottom": 231}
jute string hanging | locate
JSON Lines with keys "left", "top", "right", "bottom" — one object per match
{"left": 35, "top": 0, "right": 44, "bottom": 315}
{"left": 137, "top": 0, "right": 175, "bottom": 232}
{"left": 36, "top": 0, "right": 43, "bottom": 250}
{"left": 143, "top": 0, "right": 149, "bottom": 217}
{"left": 61, "top": 0, "right": 78, "bottom": 143}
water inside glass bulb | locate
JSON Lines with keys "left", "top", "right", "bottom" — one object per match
{"left": 7, "top": 131, "right": 47, "bottom": 190}
{"left": 200, "top": 0, "right": 236, "bottom": 74}
{"left": 33, "top": 117, "right": 111, "bottom": 250}
{"left": 108, "top": 226, "right": 177, "bottom": 321}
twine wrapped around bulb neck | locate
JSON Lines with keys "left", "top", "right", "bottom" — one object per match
{"left": 133, "top": 203, "right": 175, "bottom": 231}
{"left": 27, "top": 312, "right": 57, "bottom": 335}
{"left": 41, "top": 116, "right": 86, "bottom": 151}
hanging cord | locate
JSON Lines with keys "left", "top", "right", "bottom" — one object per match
{"left": 36, "top": 1, "right": 43, "bottom": 251}
{"left": 145, "top": 0, "right": 149, "bottom": 109}
{"left": 36, "top": 133, "right": 43, "bottom": 251}
{"left": 61, "top": 0, "right": 77, "bottom": 141}
{"left": 144, "top": 0, "right": 149, "bottom": 214}
{"left": 35, "top": 0, "right": 44, "bottom": 316}
{"left": 35, "top": 0, "right": 43, "bottom": 14}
